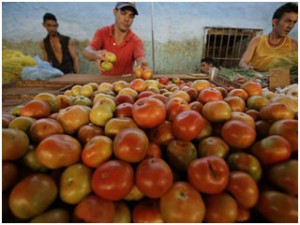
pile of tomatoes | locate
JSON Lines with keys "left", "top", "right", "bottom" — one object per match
{"left": 2, "top": 77, "right": 298, "bottom": 223}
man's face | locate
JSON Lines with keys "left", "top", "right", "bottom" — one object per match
{"left": 200, "top": 62, "right": 213, "bottom": 74}
{"left": 114, "top": 8, "right": 135, "bottom": 32}
{"left": 273, "top": 12, "right": 298, "bottom": 37}
{"left": 43, "top": 20, "right": 58, "bottom": 36}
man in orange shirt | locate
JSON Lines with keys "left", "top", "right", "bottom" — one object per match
{"left": 83, "top": 2, "right": 148, "bottom": 75}
{"left": 239, "top": 3, "right": 298, "bottom": 72}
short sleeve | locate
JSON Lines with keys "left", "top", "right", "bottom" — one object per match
{"left": 133, "top": 37, "right": 145, "bottom": 59}
{"left": 89, "top": 28, "right": 105, "bottom": 50}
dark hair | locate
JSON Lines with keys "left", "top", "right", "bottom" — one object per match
{"left": 43, "top": 13, "right": 57, "bottom": 23}
{"left": 273, "top": 2, "right": 298, "bottom": 20}
{"left": 201, "top": 56, "right": 215, "bottom": 65}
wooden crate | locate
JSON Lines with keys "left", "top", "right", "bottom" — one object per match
{"left": 211, "top": 74, "right": 241, "bottom": 88}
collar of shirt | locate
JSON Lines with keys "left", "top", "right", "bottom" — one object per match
{"left": 108, "top": 24, "right": 133, "bottom": 43}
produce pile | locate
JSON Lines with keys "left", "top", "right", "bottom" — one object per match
{"left": 2, "top": 48, "right": 37, "bottom": 84}
{"left": 3, "top": 76, "right": 298, "bottom": 223}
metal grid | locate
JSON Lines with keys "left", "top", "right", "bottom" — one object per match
{"left": 203, "top": 27, "right": 263, "bottom": 68}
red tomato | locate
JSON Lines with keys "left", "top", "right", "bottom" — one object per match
{"left": 74, "top": 194, "right": 115, "bottom": 223}
{"left": 227, "top": 88, "right": 249, "bottom": 101}
{"left": 221, "top": 120, "right": 256, "bottom": 149}
{"left": 269, "top": 119, "right": 298, "bottom": 152}
{"left": 114, "top": 102, "right": 133, "bottom": 118}
{"left": 36, "top": 134, "right": 81, "bottom": 169}
{"left": 148, "top": 121, "right": 175, "bottom": 146}
{"left": 165, "top": 97, "right": 190, "bottom": 121}
{"left": 257, "top": 191, "right": 298, "bottom": 223}
{"left": 146, "top": 142, "right": 162, "bottom": 158}
{"left": 259, "top": 102, "right": 294, "bottom": 121}
{"left": 20, "top": 99, "right": 51, "bottom": 119}
{"left": 113, "top": 128, "right": 149, "bottom": 163}
{"left": 132, "top": 199, "right": 163, "bottom": 223}
{"left": 251, "top": 135, "right": 292, "bottom": 166}
{"left": 172, "top": 110, "right": 205, "bottom": 141}
{"left": 202, "top": 100, "right": 231, "bottom": 123}
{"left": 226, "top": 171, "right": 259, "bottom": 209}
{"left": 159, "top": 181, "right": 206, "bottom": 222}
{"left": 77, "top": 123, "right": 104, "bottom": 145}
{"left": 92, "top": 160, "right": 134, "bottom": 201}
{"left": 188, "top": 155, "right": 229, "bottom": 194}
{"left": 204, "top": 192, "right": 238, "bottom": 223}
{"left": 198, "top": 136, "right": 230, "bottom": 158}
{"left": 135, "top": 158, "right": 173, "bottom": 198}
{"left": 224, "top": 96, "right": 246, "bottom": 112}
{"left": 132, "top": 97, "right": 166, "bottom": 128}
{"left": 241, "top": 81, "right": 262, "bottom": 96}
{"left": 197, "top": 88, "right": 223, "bottom": 104}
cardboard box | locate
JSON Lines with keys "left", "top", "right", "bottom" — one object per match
{"left": 269, "top": 67, "right": 290, "bottom": 89}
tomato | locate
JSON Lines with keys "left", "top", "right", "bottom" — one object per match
{"left": 20, "top": 99, "right": 51, "bottom": 119}
{"left": 257, "top": 191, "right": 298, "bottom": 223}
{"left": 60, "top": 163, "right": 92, "bottom": 204}
{"left": 123, "top": 185, "right": 144, "bottom": 201}
{"left": 270, "top": 95, "right": 298, "bottom": 114}
{"left": 227, "top": 88, "right": 249, "bottom": 101}
{"left": 3, "top": 128, "right": 29, "bottom": 161}
{"left": 135, "top": 158, "right": 173, "bottom": 198}
{"left": 36, "top": 134, "right": 81, "bottom": 169}
{"left": 9, "top": 174, "right": 57, "bottom": 219}
{"left": 159, "top": 181, "right": 205, "bottom": 222}
{"left": 268, "top": 160, "right": 298, "bottom": 196}
{"left": 92, "top": 160, "right": 134, "bottom": 201}
{"left": 29, "top": 118, "right": 64, "bottom": 143}
{"left": 188, "top": 155, "right": 229, "bottom": 194}
{"left": 2, "top": 161, "right": 18, "bottom": 191}
{"left": 202, "top": 100, "right": 231, "bottom": 122}
{"left": 259, "top": 102, "right": 294, "bottom": 121}
{"left": 198, "top": 136, "right": 229, "bottom": 158}
{"left": 132, "top": 97, "right": 166, "bottom": 128}
{"left": 114, "top": 102, "right": 133, "bottom": 118}
{"left": 189, "top": 101, "right": 203, "bottom": 113}
{"left": 214, "top": 86, "right": 228, "bottom": 98}
{"left": 113, "top": 201, "right": 131, "bottom": 223}
{"left": 224, "top": 96, "right": 246, "bottom": 112}
{"left": 269, "top": 119, "right": 298, "bottom": 152}
{"left": 133, "top": 199, "right": 163, "bottom": 223}
{"left": 172, "top": 110, "right": 205, "bottom": 141}
{"left": 77, "top": 123, "right": 104, "bottom": 145}
{"left": 104, "top": 117, "right": 138, "bottom": 138}
{"left": 204, "top": 192, "right": 238, "bottom": 223}
{"left": 241, "top": 80, "right": 262, "bottom": 96}
{"left": 170, "top": 90, "right": 191, "bottom": 103}
{"left": 255, "top": 120, "right": 272, "bottom": 139}
{"left": 246, "top": 95, "right": 270, "bottom": 110}
{"left": 74, "top": 194, "right": 115, "bottom": 223}
{"left": 30, "top": 208, "right": 70, "bottom": 223}
{"left": 197, "top": 88, "right": 223, "bottom": 104}
{"left": 166, "top": 97, "right": 190, "bottom": 121}
{"left": 245, "top": 109, "right": 260, "bottom": 121}
{"left": 221, "top": 120, "right": 256, "bottom": 149}
{"left": 82, "top": 135, "right": 113, "bottom": 167}
{"left": 230, "top": 112, "right": 256, "bottom": 128}
{"left": 146, "top": 142, "right": 162, "bottom": 158}
{"left": 235, "top": 205, "right": 251, "bottom": 222}
{"left": 227, "top": 152, "right": 262, "bottom": 181}
{"left": 113, "top": 128, "right": 149, "bottom": 163}
{"left": 226, "top": 171, "right": 259, "bottom": 209}
{"left": 190, "top": 79, "right": 210, "bottom": 92}
{"left": 185, "top": 87, "right": 199, "bottom": 101}
{"left": 148, "top": 120, "right": 175, "bottom": 146}
{"left": 130, "top": 78, "right": 146, "bottom": 92}
{"left": 251, "top": 135, "right": 292, "bottom": 166}
{"left": 166, "top": 139, "right": 197, "bottom": 171}
{"left": 195, "top": 118, "right": 213, "bottom": 140}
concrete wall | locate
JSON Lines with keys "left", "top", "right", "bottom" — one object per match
{"left": 2, "top": 2, "right": 298, "bottom": 74}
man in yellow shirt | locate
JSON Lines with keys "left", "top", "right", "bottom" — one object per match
{"left": 239, "top": 3, "right": 298, "bottom": 72}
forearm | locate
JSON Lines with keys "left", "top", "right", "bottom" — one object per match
{"left": 73, "top": 57, "right": 80, "bottom": 73}
{"left": 83, "top": 46, "right": 102, "bottom": 61}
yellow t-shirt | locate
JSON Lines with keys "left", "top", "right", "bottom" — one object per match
{"left": 249, "top": 34, "right": 293, "bottom": 72}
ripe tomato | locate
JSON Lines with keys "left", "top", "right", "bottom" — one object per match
{"left": 20, "top": 99, "right": 51, "bottom": 119}
{"left": 247, "top": 95, "right": 270, "bottom": 110}
{"left": 92, "top": 160, "right": 134, "bottom": 201}
{"left": 114, "top": 102, "right": 133, "bottom": 118}
{"left": 148, "top": 120, "right": 175, "bottom": 146}
{"left": 226, "top": 171, "right": 259, "bottom": 209}
{"left": 197, "top": 88, "right": 223, "bottom": 104}
{"left": 251, "top": 135, "right": 292, "bottom": 166}
{"left": 112, "top": 201, "right": 131, "bottom": 223}
{"left": 259, "top": 102, "right": 294, "bottom": 121}
{"left": 82, "top": 135, "right": 113, "bottom": 168}
{"left": 255, "top": 120, "right": 272, "bottom": 139}
{"left": 146, "top": 142, "right": 162, "bottom": 158}
{"left": 224, "top": 96, "right": 246, "bottom": 112}
{"left": 204, "top": 192, "right": 238, "bottom": 223}
{"left": 269, "top": 119, "right": 298, "bottom": 152}
{"left": 166, "top": 97, "right": 190, "bottom": 121}
{"left": 113, "top": 128, "right": 149, "bottom": 163}
{"left": 190, "top": 79, "right": 210, "bottom": 92}
{"left": 77, "top": 123, "right": 104, "bottom": 145}
{"left": 230, "top": 112, "right": 256, "bottom": 128}
{"left": 132, "top": 199, "right": 163, "bottom": 223}
{"left": 2, "top": 161, "right": 18, "bottom": 191}
{"left": 202, "top": 100, "right": 231, "bottom": 122}
{"left": 198, "top": 136, "right": 229, "bottom": 158}
{"left": 9, "top": 174, "right": 57, "bottom": 220}
{"left": 36, "top": 134, "right": 81, "bottom": 169}
{"left": 74, "top": 194, "right": 115, "bottom": 223}
{"left": 172, "top": 110, "right": 205, "bottom": 141}
{"left": 132, "top": 97, "right": 166, "bottom": 128}
{"left": 257, "top": 191, "right": 298, "bottom": 223}
{"left": 227, "top": 88, "right": 249, "bottom": 101}
{"left": 30, "top": 208, "right": 70, "bottom": 223}
{"left": 188, "top": 155, "right": 229, "bottom": 194}
{"left": 241, "top": 81, "right": 262, "bottom": 96}
{"left": 160, "top": 181, "right": 206, "bottom": 222}
{"left": 221, "top": 120, "right": 256, "bottom": 149}
{"left": 135, "top": 158, "right": 173, "bottom": 198}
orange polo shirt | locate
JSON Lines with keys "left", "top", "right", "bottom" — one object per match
{"left": 249, "top": 34, "right": 293, "bottom": 72}
{"left": 89, "top": 24, "right": 145, "bottom": 75}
